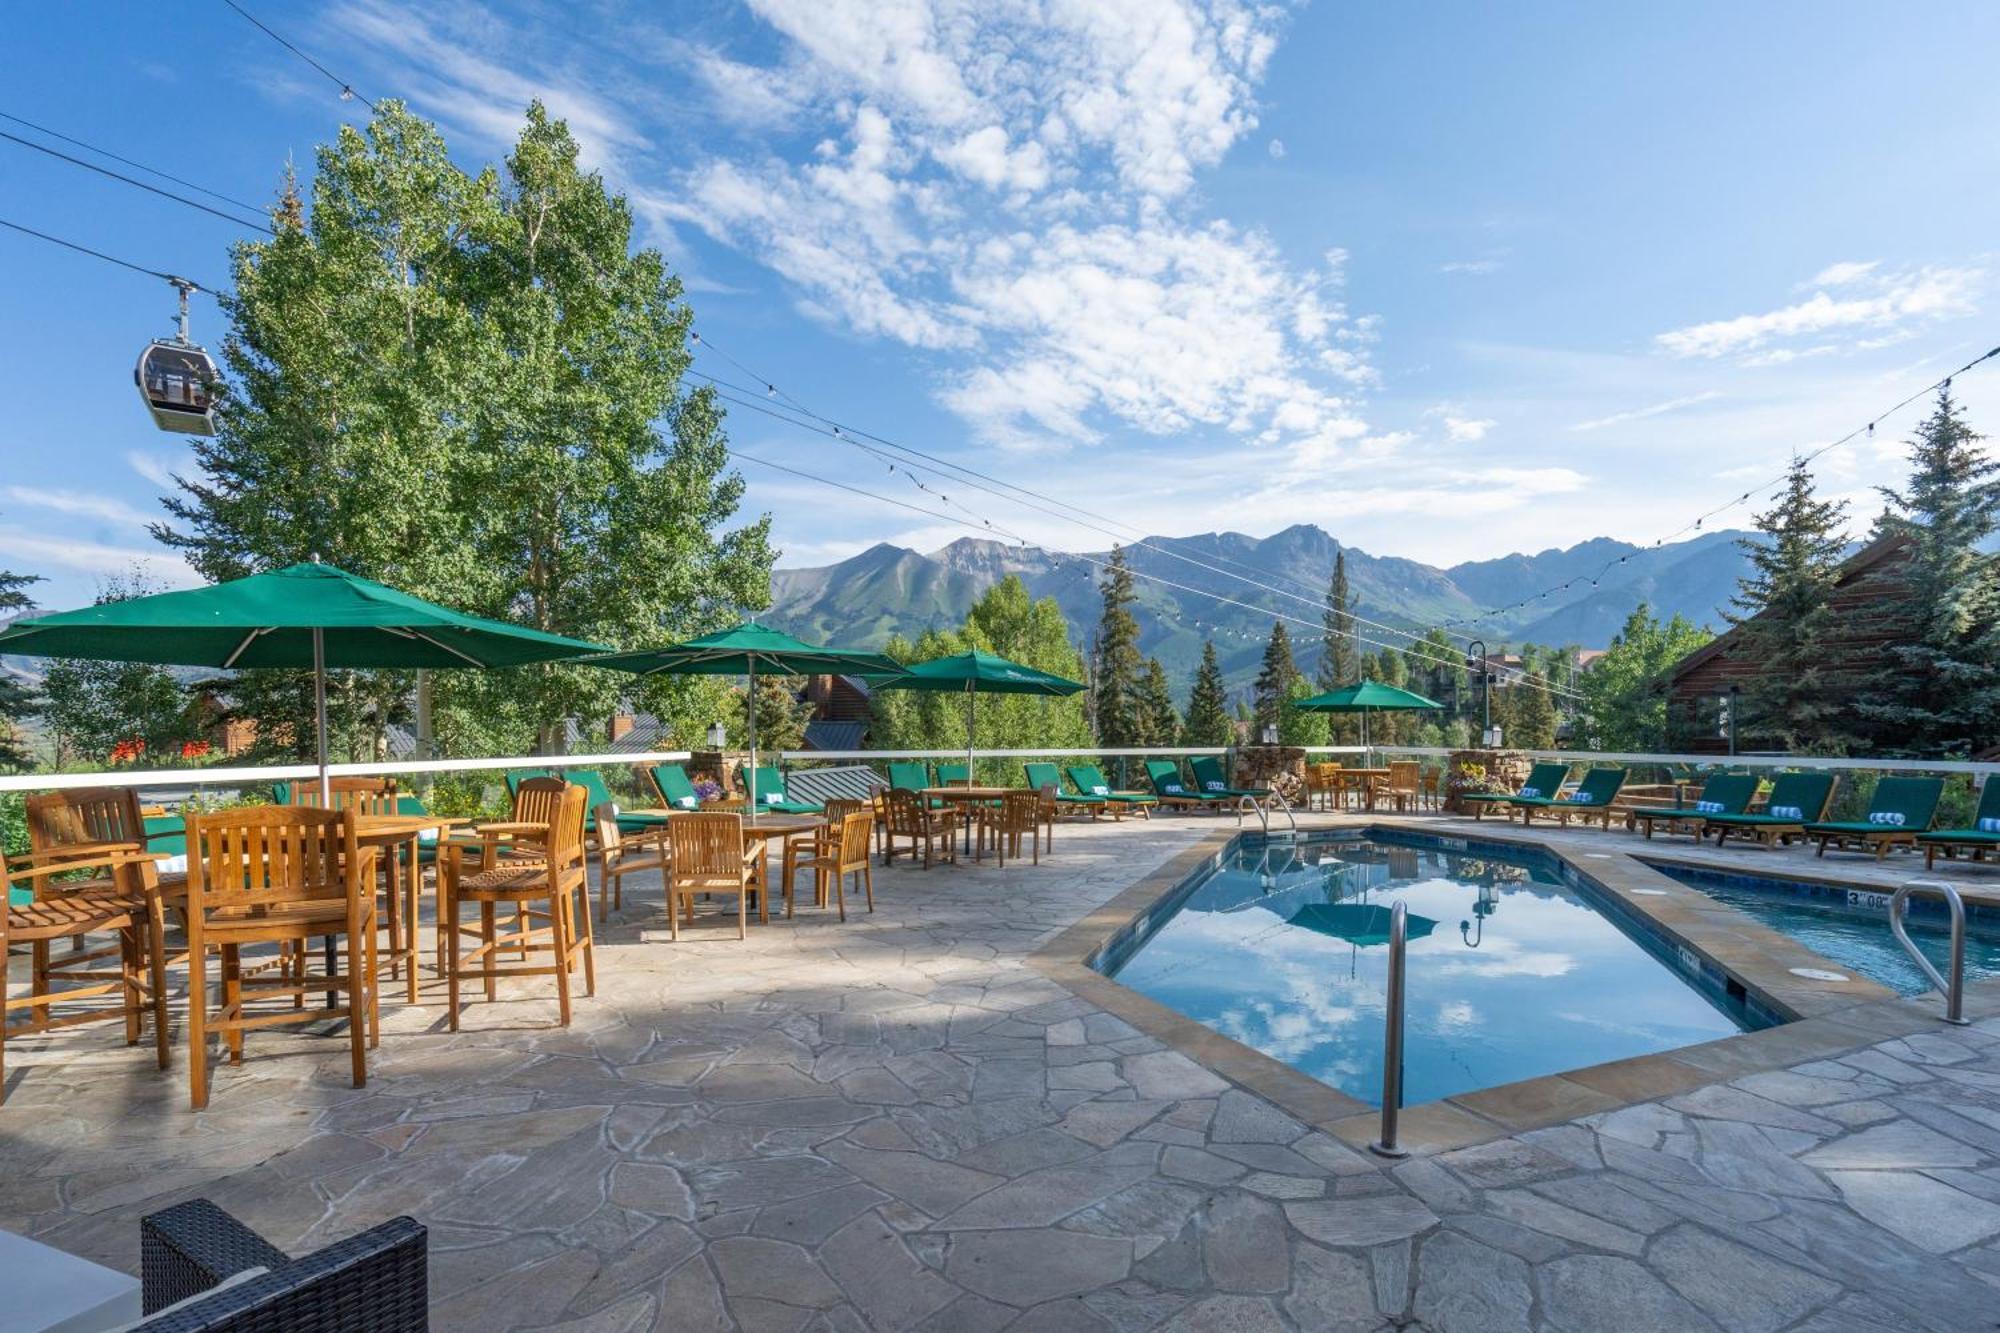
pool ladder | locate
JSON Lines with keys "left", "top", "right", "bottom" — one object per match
{"left": 1890, "top": 879, "right": 1969, "bottom": 1026}
{"left": 1235, "top": 788, "right": 1298, "bottom": 836}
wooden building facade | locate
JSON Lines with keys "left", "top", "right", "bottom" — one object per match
{"left": 1663, "top": 532, "right": 1912, "bottom": 753}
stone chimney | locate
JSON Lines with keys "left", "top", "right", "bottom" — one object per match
{"left": 609, "top": 713, "right": 635, "bottom": 743}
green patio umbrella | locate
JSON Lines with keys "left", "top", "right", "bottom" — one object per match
{"left": 0, "top": 562, "right": 610, "bottom": 801}
{"left": 873, "top": 649, "right": 1084, "bottom": 781}
{"left": 1287, "top": 902, "right": 1438, "bottom": 946}
{"left": 1293, "top": 679, "right": 1444, "bottom": 752}
{"left": 579, "top": 622, "right": 903, "bottom": 820}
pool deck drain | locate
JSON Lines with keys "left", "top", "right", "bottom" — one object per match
{"left": 9, "top": 811, "right": 2000, "bottom": 1329}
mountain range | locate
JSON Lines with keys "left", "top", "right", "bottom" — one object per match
{"left": 765, "top": 524, "right": 1754, "bottom": 693}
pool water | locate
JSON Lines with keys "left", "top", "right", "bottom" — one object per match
{"left": 1101, "top": 833, "right": 1752, "bottom": 1107}
{"left": 1647, "top": 862, "right": 2000, "bottom": 997}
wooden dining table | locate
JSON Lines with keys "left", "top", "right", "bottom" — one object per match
{"left": 1336, "top": 768, "right": 1393, "bottom": 810}
{"left": 353, "top": 811, "right": 472, "bottom": 1003}
{"left": 920, "top": 786, "right": 1013, "bottom": 857}
{"left": 622, "top": 809, "right": 827, "bottom": 912}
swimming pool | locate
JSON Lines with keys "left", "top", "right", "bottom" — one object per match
{"left": 1647, "top": 860, "right": 2000, "bottom": 997}
{"left": 1097, "top": 831, "right": 1759, "bottom": 1107}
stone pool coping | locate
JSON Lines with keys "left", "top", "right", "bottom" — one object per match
{"left": 1027, "top": 812, "right": 1999, "bottom": 1156}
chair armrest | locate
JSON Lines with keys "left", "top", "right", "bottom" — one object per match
{"left": 142, "top": 1199, "right": 290, "bottom": 1311}
{"left": 473, "top": 820, "right": 551, "bottom": 837}
{"left": 6, "top": 849, "right": 157, "bottom": 882}
{"left": 141, "top": 1201, "right": 427, "bottom": 1331}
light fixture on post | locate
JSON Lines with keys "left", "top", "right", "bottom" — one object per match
{"left": 1727, "top": 683, "right": 1741, "bottom": 757}
{"left": 706, "top": 721, "right": 727, "bottom": 749}
{"left": 1260, "top": 723, "right": 1279, "bottom": 746}
{"left": 1467, "top": 638, "right": 1492, "bottom": 749}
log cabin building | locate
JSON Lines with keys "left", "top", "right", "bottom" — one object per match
{"left": 1663, "top": 531, "right": 1912, "bottom": 753}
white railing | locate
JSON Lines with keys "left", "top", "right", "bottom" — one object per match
{"left": 0, "top": 750, "right": 692, "bottom": 795}
{"left": 783, "top": 746, "right": 1372, "bottom": 762}
{"left": 1347, "top": 746, "right": 2000, "bottom": 778}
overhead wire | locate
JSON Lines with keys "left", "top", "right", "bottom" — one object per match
{"left": 217, "top": 0, "right": 378, "bottom": 112}
{"left": 0, "top": 111, "right": 269, "bottom": 215}
{"left": 0, "top": 215, "right": 224, "bottom": 293}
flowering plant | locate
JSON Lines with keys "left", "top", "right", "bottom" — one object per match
{"left": 109, "top": 738, "right": 146, "bottom": 765}
{"left": 693, "top": 778, "right": 725, "bottom": 803}
{"left": 180, "top": 739, "right": 212, "bottom": 759}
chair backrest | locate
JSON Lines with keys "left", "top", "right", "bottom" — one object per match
{"left": 651, "top": 763, "right": 702, "bottom": 810}
{"left": 1868, "top": 776, "right": 1945, "bottom": 829}
{"left": 1695, "top": 773, "right": 1759, "bottom": 814}
{"left": 511, "top": 776, "right": 580, "bottom": 853}
{"left": 1188, "top": 755, "right": 1230, "bottom": 793}
{"left": 1765, "top": 771, "right": 1837, "bottom": 820}
{"left": 882, "top": 786, "right": 927, "bottom": 834}
{"left": 593, "top": 801, "right": 625, "bottom": 857}
{"left": 26, "top": 786, "right": 148, "bottom": 857}
{"left": 1975, "top": 776, "right": 2000, "bottom": 825}
{"left": 1023, "top": 762, "right": 1063, "bottom": 793}
{"left": 836, "top": 810, "right": 873, "bottom": 869}
{"left": 669, "top": 812, "right": 744, "bottom": 879}
{"left": 1141, "top": 760, "right": 1187, "bottom": 796}
{"left": 186, "top": 804, "right": 360, "bottom": 915}
{"left": 505, "top": 769, "right": 556, "bottom": 799}
{"left": 822, "top": 798, "right": 867, "bottom": 825}
{"left": 1388, "top": 761, "right": 1421, "bottom": 789}
{"left": 284, "top": 777, "right": 397, "bottom": 814}
{"left": 1520, "top": 762, "right": 1570, "bottom": 798}
{"left": 747, "top": 766, "right": 790, "bottom": 804}
{"left": 1574, "top": 767, "right": 1627, "bottom": 805}
{"left": 888, "top": 761, "right": 932, "bottom": 792}
{"left": 935, "top": 762, "right": 971, "bottom": 787}
{"left": 999, "top": 789, "right": 1041, "bottom": 830}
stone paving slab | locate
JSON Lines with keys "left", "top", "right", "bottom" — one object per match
{"left": 7, "top": 812, "right": 2000, "bottom": 1329}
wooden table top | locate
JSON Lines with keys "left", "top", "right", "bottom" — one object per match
{"left": 921, "top": 786, "right": 1015, "bottom": 800}
{"left": 624, "top": 810, "right": 825, "bottom": 839}
{"left": 353, "top": 813, "right": 472, "bottom": 841}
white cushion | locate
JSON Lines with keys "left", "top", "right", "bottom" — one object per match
{"left": 156, "top": 853, "right": 188, "bottom": 874}
{"left": 1869, "top": 811, "right": 1906, "bottom": 826}
{"left": 764, "top": 792, "right": 783, "bottom": 805}
{"left": 1203, "top": 780, "right": 1225, "bottom": 792}
{"left": 1694, "top": 800, "right": 1723, "bottom": 814}
{"left": 676, "top": 795, "right": 697, "bottom": 810}
{"left": 1091, "top": 785, "right": 1109, "bottom": 796}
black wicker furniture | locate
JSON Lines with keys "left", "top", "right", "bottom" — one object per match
{"left": 138, "top": 1198, "right": 426, "bottom": 1331}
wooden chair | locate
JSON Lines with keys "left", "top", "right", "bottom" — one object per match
{"left": 988, "top": 790, "right": 1043, "bottom": 867}
{"left": 1305, "top": 764, "right": 1341, "bottom": 811}
{"left": 594, "top": 801, "right": 668, "bottom": 921}
{"left": 782, "top": 810, "right": 875, "bottom": 920}
{"left": 23, "top": 787, "right": 180, "bottom": 998}
{"left": 1419, "top": 769, "right": 1442, "bottom": 812}
{"left": 183, "top": 805, "right": 379, "bottom": 1110}
{"left": 1383, "top": 761, "right": 1422, "bottom": 813}
{"left": 782, "top": 800, "right": 862, "bottom": 903}
{"left": 2, "top": 847, "right": 169, "bottom": 1106}
{"left": 665, "top": 813, "right": 762, "bottom": 940}
{"left": 443, "top": 781, "right": 594, "bottom": 1028}
{"left": 881, "top": 787, "right": 958, "bottom": 868}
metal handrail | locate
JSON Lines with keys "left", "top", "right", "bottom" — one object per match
{"left": 1890, "top": 879, "right": 1971, "bottom": 1025}
{"left": 1233, "top": 788, "right": 1298, "bottom": 835}
{"left": 1370, "top": 900, "right": 1410, "bottom": 1158}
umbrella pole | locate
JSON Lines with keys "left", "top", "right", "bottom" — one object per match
{"left": 965, "top": 684, "right": 975, "bottom": 783}
{"left": 313, "top": 626, "right": 331, "bottom": 804}
{"left": 746, "top": 658, "right": 758, "bottom": 826}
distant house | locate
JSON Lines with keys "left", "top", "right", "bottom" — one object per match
{"left": 1663, "top": 532, "right": 1912, "bottom": 753}
{"left": 802, "top": 674, "right": 873, "bottom": 752}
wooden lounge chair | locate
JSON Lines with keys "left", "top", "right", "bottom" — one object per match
{"left": 1631, "top": 773, "right": 1760, "bottom": 840}
{"left": 1026, "top": 762, "right": 1105, "bottom": 818}
{"left": 1703, "top": 772, "right": 1838, "bottom": 849}
{"left": 1461, "top": 763, "right": 1571, "bottom": 821}
{"left": 1806, "top": 776, "right": 1944, "bottom": 859}
{"left": 1141, "top": 760, "right": 1226, "bottom": 812}
{"left": 564, "top": 768, "right": 671, "bottom": 838}
{"left": 1919, "top": 779, "right": 2000, "bottom": 869}
{"left": 747, "top": 765, "right": 823, "bottom": 814}
{"left": 1510, "top": 767, "right": 1627, "bottom": 829}
{"left": 1189, "top": 755, "right": 1267, "bottom": 800}
{"left": 1071, "top": 764, "right": 1159, "bottom": 817}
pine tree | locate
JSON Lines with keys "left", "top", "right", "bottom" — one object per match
{"left": 1091, "top": 546, "right": 1146, "bottom": 747}
{"left": 1857, "top": 388, "right": 2000, "bottom": 755}
{"left": 1320, "top": 551, "right": 1357, "bottom": 689}
{"left": 1728, "top": 456, "right": 1852, "bottom": 752}
{"left": 1182, "top": 640, "right": 1233, "bottom": 746}
{"left": 1138, "top": 657, "right": 1180, "bottom": 745}
{"left": 1508, "top": 673, "right": 1558, "bottom": 749}
{"left": 1253, "top": 620, "right": 1297, "bottom": 738}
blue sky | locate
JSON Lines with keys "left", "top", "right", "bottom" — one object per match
{"left": 4, "top": 1, "right": 1999, "bottom": 609}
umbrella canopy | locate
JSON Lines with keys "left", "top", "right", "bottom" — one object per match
{"left": 580, "top": 621, "right": 904, "bottom": 820}
{"left": 0, "top": 562, "right": 611, "bottom": 799}
{"left": 873, "top": 650, "right": 1083, "bottom": 778}
{"left": 1291, "top": 678, "right": 1443, "bottom": 753}
{"left": 1287, "top": 902, "right": 1438, "bottom": 947}
{"left": 1293, "top": 680, "right": 1445, "bottom": 713}
{"left": 0, "top": 562, "right": 609, "bottom": 668}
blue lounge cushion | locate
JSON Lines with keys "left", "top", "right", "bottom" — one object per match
{"left": 1979, "top": 817, "right": 2000, "bottom": 833}
{"left": 1518, "top": 787, "right": 1540, "bottom": 799}
{"left": 1770, "top": 804, "right": 1803, "bottom": 820}
{"left": 1695, "top": 800, "right": 1724, "bottom": 814}
{"left": 1868, "top": 811, "right": 1906, "bottom": 826}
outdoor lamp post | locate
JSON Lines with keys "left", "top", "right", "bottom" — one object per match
{"left": 706, "top": 721, "right": 726, "bottom": 749}
{"left": 1260, "top": 723, "right": 1279, "bottom": 746}
{"left": 1727, "top": 684, "right": 1740, "bottom": 757}
{"left": 1467, "top": 639, "right": 1494, "bottom": 747}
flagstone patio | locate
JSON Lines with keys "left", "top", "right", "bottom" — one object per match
{"left": 7, "top": 811, "right": 2000, "bottom": 1330}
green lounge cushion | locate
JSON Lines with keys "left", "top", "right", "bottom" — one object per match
{"left": 1919, "top": 828, "right": 2000, "bottom": 845}
{"left": 1142, "top": 761, "right": 1222, "bottom": 801}
{"left": 1189, "top": 756, "right": 1266, "bottom": 799}
{"left": 1027, "top": 763, "right": 1099, "bottom": 803}
{"left": 650, "top": 763, "right": 704, "bottom": 810}
{"left": 564, "top": 768, "right": 671, "bottom": 832}
{"left": 1807, "top": 820, "right": 1914, "bottom": 836}
{"left": 748, "top": 766, "right": 823, "bottom": 814}
{"left": 1072, "top": 765, "right": 1158, "bottom": 804}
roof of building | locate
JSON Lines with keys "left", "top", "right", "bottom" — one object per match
{"left": 786, "top": 764, "right": 887, "bottom": 805}
{"left": 803, "top": 720, "right": 866, "bottom": 752}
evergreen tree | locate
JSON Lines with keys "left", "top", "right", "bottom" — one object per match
{"left": 1253, "top": 620, "right": 1298, "bottom": 738}
{"left": 1091, "top": 546, "right": 1146, "bottom": 747}
{"left": 1508, "top": 673, "right": 1558, "bottom": 749}
{"left": 1138, "top": 657, "right": 1180, "bottom": 745}
{"left": 0, "top": 565, "right": 38, "bottom": 770}
{"left": 739, "top": 676, "right": 813, "bottom": 755}
{"left": 1319, "top": 551, "right": 1357, "bottom": 689}
{"left": 1728, "top": 456, "right": 1852, "bottom": 752}
{"left": 1855, "top": 388, "right": 2000, "bottom": 756}
{"left": 1182, "top": 641, "right": 1233, "bottom": 747}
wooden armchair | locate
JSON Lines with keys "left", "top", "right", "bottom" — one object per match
{"left": 3, "top": 846, "right": 170, "bottom": 1105}
{"left": 665, "top": 813, "right": 762, "bottom": 940}
{"left": 23, "top": 786, "right": 180, "bottom": 997}
{"left": 880, "top": 787, "right": 958, "bottom": 869}
{"left": 988, "top": 790, "right": 1043, "bottom": 867}
{"left": 443, "top": 781, "right": 594, "bottom": 1028}
{"left": 593, "top": 801, "right": 668, "bottom": 921}
{"left": 1383, "top": 761, "right": 1422, "bottom": 813}
{"left": 183, "top": 805, "right": 378, "bottom": 1110}
{"left": 782, "top": 810, "right": 875, "bottom": 920}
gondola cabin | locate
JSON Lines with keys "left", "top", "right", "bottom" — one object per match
{"left": 134, "top": 338, "right": 218, "bottom": 435}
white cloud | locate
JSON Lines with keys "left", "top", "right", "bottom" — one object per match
{"left": 1657, "top": 264, "right": 1983, "bottom": 360}
{"left": 3, "top": 487, "right": 155, "bottom": 527}
{"left": 1267, "top": 138, "right": 1285, "bottom": 159}
{"left": 1439, "top": 258, "right": 1501, "bottom": 276}
{"left": 1569, "top": 390, "right": 1722, "bottom": 433}
{"left": 0, "top": 533, "right": 197, "bottom": 588}
{"left": 124, "top": 448, "right": 190, "bottom": 491}
{"left": 1441, "top": 415, "right": 1495, "bottom": 443}
{"left": 1807, "top": 259, "right": 1880, "bottom": 288}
